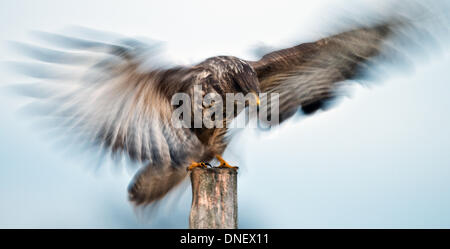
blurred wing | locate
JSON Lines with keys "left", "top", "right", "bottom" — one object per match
{"left": 11, "top": 32, "right": 202, "bottom": 167}
{"left": 251, "top": 18, "right": 434, "bottom": 125}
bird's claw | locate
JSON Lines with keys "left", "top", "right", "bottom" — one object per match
{"left": 215, "top": 155, "right": 238, "bottom": 170}
{"left": 217, "top": 163, "right": 239, "bottom": 170}
{"left": 187, "top": 162, "right": 212, "bottom": 171}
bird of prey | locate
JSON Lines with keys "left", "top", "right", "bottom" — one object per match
{"left": 9, "top": 8, "right": 446, "bottom": 206}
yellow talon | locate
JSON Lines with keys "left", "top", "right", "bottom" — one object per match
{"left": 187, "top": 162, "right": 209, "bottom": 171}
{"left": 215, "top": 155, "right": 238, "bottom": 169}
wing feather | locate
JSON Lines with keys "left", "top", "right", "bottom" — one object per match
{"left": 11, "top": 32, "right": 202, "bottom": 168}
{"left": 250, "top": 8, "right": 449, "bottom": 125}
{"left": 251, "top": 23, "right": 394, "bottom": 123}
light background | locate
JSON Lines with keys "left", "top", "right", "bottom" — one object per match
{"left": 0, "top": 0, "right": 449, "bottom": 228}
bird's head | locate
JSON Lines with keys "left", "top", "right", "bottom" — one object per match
{"left": 224, "top": 58, "right": 261, "bottom": 107}
{"left": 200, "top": 56, "right": 261, "bottom": 110}
{"left": 228, "top": 72, "right": 260, "bottom": 109}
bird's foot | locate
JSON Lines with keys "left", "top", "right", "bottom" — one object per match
{"left": 187, "top": 162, "right": 211, "bottom": 171}
{"left": 215, "top": 155, "right": 239, "bottom": 170}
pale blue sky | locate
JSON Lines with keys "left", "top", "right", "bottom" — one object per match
{"left": 0, "top": 0, "right": 449, "bottom": 228}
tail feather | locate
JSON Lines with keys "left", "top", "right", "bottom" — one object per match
{"left": 128, "top": 164, "right": 188, "bottom": 206}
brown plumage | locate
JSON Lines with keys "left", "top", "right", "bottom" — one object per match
{"left": 251, "top": 24, "right": 394, "bottom": 121}
{"left": 10, "top": 13, "right": 444, "bottom": 206}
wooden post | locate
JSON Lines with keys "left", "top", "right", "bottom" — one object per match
{"left": 189, "top": 168, "right": 238, "bottom": 229}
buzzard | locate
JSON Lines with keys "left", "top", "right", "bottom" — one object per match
{"left": 10, "top": 11, "right": 445, "bottom": 206}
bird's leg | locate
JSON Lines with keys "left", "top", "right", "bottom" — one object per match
{"left": 215, "top": 155, "right": 238, "bottom": 169}
{"left": 187, "top": 161, "right": 210, "bottom": 171}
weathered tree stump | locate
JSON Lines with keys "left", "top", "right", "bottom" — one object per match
{"left": 189, "top": 168, "right": 238, "bottom": 229}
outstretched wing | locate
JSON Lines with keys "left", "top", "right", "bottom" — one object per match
{"left": 250, "top": 17, "right": 441, "bottom": 125}
{"left": 11, "top": 32, "right": 203, "bottom": 204}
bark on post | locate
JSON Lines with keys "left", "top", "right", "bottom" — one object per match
{"left": 189, "top": 168, "right": 238, "bottom": 229}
